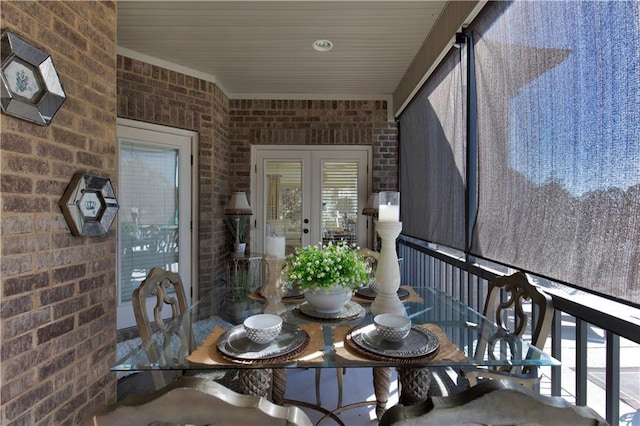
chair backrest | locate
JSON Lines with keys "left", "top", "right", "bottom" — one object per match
{"left": 379, "top": 379, "right": 608, "bottom": 426}
{"left": 357, "top": 247, "right": 380, "bottom": 277}
{"left": 82, "top": 376, "right": 313, "bottom": 426}
{"left": 481, "top": 271, "right": 553, "bottom": 354}
{"left": 132, "top": 267, "right": 188, "bottom": 343}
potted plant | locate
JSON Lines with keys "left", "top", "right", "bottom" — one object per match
{"left": 225, "top": 216, "right": 249, "bottom": 255}
{"left": 283, "top": 241, "right": 371, "bottom": 313}
{"left": 225, "top": 267, "right": 256, "bottom": 321}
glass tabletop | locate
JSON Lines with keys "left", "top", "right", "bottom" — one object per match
{"left": 112, "top": 286, "right": 560, "bottom": 372}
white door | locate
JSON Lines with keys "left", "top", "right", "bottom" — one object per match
{"left": 253, "top": 146, "right": 371, "bottom": 255}
{"left": 116, "top": 119, "right": 196, "bottom": 330}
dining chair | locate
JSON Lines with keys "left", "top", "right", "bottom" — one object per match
{"left": 462, "top": 271, "right": 554, "bottom": 388}
{"left": 131, "top": 267, "right": 236, "bottom": 391}
{"left": 379, "top": 379, "right": 607, "bottom": 426}
{"left": 83, "top": 376, "right": 313, "bottom": 426}
{"left": 430, "top": 271, "right": 554, "bottom": 396}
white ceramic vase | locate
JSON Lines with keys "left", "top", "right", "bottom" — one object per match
{"left": 304, "top": 285, "right": 352, "bottom": 313}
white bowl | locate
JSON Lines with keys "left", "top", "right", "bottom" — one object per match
{"left": 374, "top": 314, "right": 411, "bottom": 342}
{"left": 243, "top": 314, "right": 283, "bottom": 344}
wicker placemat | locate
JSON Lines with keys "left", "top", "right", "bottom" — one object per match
{"left": 249, "top": 289, "right": 305, "bottom": 303}
{"left": 217, "top": 331, "right": 310, "bottom": 365}
{"left": 344, "top": 326, "right": 440, "bottom": 364}
{"left": 355, "top": 286, "right": 410, "bottom": 301}
{"left": 187, "top": 322, "right": 325, "bottom": 366}
{"left": 333, "top": 323, "right": 468, "bottom": 365}
{"left": 292, "top": 300, "right": 365, "bottom": 322}
{"left": 352, "top": 285, "right": 422, "bottom": 305}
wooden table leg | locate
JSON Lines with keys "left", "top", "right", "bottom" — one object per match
{"left": 271, "top": 368, "right": 287, "bottom": 405}
{"left": 397, "top": 367, "right": 432, "bottom": 405}
{"left": 373, "top": 367, "right": 391, "bottom": 419}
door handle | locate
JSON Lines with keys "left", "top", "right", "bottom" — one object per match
{"left": 303, "top": 228, "right": 309, "bottom": 234}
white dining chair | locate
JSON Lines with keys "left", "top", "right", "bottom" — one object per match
{"left": 380, "top": 379, "right": 607, "bottom": 426}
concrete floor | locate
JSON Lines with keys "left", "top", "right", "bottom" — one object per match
{"left": 283, "top": 368, "right": 399, "bottom": 425}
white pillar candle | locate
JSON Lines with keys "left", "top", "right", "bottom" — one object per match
{"left": 378, "top": 191, "right": 400, "bottom": 222}
{"left": 378, "top": 205, "right": 400, "bottom": 222}
{"left": 265, "top": 236, "right": 285, "bottom": 258}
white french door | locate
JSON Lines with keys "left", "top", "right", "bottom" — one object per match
{"left": 116, "top": 119, "right": 197, "bottom": 330}
{"left": 252, "top": 146, "right": 371, "bottom": 255}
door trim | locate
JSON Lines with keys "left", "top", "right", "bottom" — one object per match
{"left": 251, "top": 145, "right": 372, "bottom": 253}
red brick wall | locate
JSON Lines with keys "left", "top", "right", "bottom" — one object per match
{"left": 1, "top": 1, "right": 118, "bottom": 424}
{"left": 228, "top": 99, "right": 398, "bottom": 193}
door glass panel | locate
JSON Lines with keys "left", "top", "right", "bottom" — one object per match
{"left": 265, "top": 161, "right": 302, "bottom": 255}
{"left": 321, "top": 161, "right": 359, "bottom": 246}
{"left": 119, "top": 142, "right": 180, "bottom": 303}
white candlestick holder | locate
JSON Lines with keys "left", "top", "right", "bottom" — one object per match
{"left": 261, "top": 257, "right": 287, "bottom": 315}
{"left": 371, "top": 221, "right": 405, "bottom": 316}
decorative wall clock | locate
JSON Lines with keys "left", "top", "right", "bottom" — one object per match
{"left": 0, "top": 30, "right": 66, "bottom": 125}
{"left": 59, "top": 174, "right": 119, "bottom": 237}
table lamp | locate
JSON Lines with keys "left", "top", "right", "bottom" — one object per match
{"left": 225, "top": 192, "right": 252, "bottom": 255}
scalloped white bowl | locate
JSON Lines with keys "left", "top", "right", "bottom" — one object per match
{"left": 243, "top": 314, "right": 283, "bottom": 344}
{"left": 374, "top": 313, "right": 411, "bottom": 342}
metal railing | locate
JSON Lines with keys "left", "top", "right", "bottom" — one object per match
{"left": 398, "top": 235, "right": 640, "bottom": 426}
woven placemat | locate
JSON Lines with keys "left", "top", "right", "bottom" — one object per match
{"left": 292, "top": 300, "right": 365, "bottom": 322}
{"left": 344, "top": 327, "right": 440, "bottom": 364}
{"left": 249, "top": 289, "right": 305, "bottom": 303}
{"left": 334, "top": 323, "right": 468, "bottom": 365}
{"left": 187, "top": 322, "right": 325, "bottom": 366}
{"left": 217, "top": 331, "right": 310, "bottom": 365}
{"left": 352, "top": 285, "right": 422, "bottom": 305}
{"left": 354, "top": 286, "right": 410, "bottom": 301}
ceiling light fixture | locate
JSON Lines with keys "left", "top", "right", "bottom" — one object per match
{"left": 312, "top": 39, "right": 333, "bottom": 52}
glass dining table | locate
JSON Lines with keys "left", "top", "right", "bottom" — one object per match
{"left": 113, "top": 284, "right": 559, "bottom": 421}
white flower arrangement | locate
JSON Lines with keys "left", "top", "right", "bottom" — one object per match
{"left": 283, "top": 241, "right": 371, "bottom": 291}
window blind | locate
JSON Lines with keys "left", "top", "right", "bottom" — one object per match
{"left": 119, "top": 142, "right": 180, "bottom": 302}
{"left": 322, "top": 161, "right": 358, "bottom": 244}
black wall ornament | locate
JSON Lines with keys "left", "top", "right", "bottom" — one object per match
{"left": 0, "top": 30, "right": 66, "bottom": 125}
{"left": 59, "top": 174, "right": 119, "bottom": 237}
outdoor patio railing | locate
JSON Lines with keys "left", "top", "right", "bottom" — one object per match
{"left": 398, "top": 235, "right": 640, "bottom": 426}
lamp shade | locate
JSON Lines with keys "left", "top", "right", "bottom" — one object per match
{"left": 362, "top": 192, "right": 379, "bottom": 216}
{"left": 225, "top": 192, "right": 252, "bottom": 215}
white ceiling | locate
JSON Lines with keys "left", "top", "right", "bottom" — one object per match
{"left": 117, "top": 1, "right": 448, "bottom": 103}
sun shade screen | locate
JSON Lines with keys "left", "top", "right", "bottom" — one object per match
{"left": 470, "top": 1, "right": 640, "bottom": 303}
{"left": 399, "top": 49, "right": 466, "bottom": 250}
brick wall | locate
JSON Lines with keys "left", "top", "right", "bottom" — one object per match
{"left": 1, "top": 1, "right": 118, "bottom": 425}
{"left": 228, "top": 100, "right": 398, "bottom": 193}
